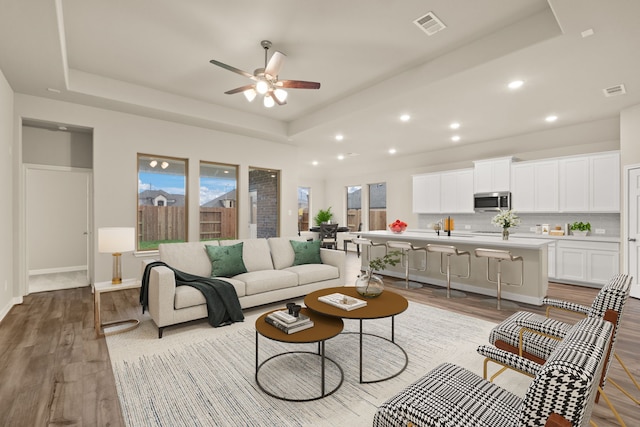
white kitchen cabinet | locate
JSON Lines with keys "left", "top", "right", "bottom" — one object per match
{"left": 440, "top": 169, "right": 474, "bottom": 213}
{"left": 412, "top": 173, "right": 441, "bottom": 213}
{"left": 548, "top": 241, "right": 556, "bottom": 279}
{"left": 590, "top": 152, "right": 620, "bottom": 212}
{"left": 558, "top": 151, "right": 620, "bottom": 212}
{"left": 556, "top": 240, "right": 619, "bottom": 286}
{"left": 511, "top": 160, "right": 558, "bottom": 212}
{"left": 473, "top": 157, "right": 512, "bottom": 193}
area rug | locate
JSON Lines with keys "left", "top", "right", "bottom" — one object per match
{"left": 106, "top": 301, "right": 531, "bottom": 427}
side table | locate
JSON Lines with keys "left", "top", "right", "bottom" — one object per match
{"left": 255, "top": 307, "right": 344, "bottom": 401}
{"left": 94, "top": 278, "right": 141, "bottom": 338}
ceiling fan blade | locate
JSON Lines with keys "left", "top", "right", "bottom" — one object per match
{"left": 276, "top": 80, "right": 321, "bottom": 89}
{"left": 225, "top": 84, "right": 255, "bottom": 95}
{"left": 265, "top": 51, "right": 286, "bottom": 77}
{"left": 209, "top": 59, "right": 253, "bottom": 79}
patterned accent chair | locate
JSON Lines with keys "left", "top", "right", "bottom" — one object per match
{"left": 481, "top": 274, "right": 634, "bottom": 421}
{"left": 373, "top": 317, "right": 613, "bottom": 427}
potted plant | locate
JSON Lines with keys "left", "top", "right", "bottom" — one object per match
{"left": 355, "top": 251, "right": 401, "bottom": 298}
{"left": 313, "top": 207, "right": 334, "bottom": 226}
{"left": 570, "top": 221, "right": 591, "bottom": 237}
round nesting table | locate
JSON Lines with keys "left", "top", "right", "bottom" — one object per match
{"left": 304, "top": 287, "right": 409, "bottom": 384}
{"left": 255, "top": 307, "right": 344, "bottom": 401}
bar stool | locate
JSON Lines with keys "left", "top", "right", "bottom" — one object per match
{"left": 386, "top": 241, "right": 427, "bottom": 289}
{"left": 426, "top": 244, "right": 470, "bottom": 298}
{"left": 474, "top": 248, "right": 523, "bottom": 310}
{"left": 351, "top": 237, "right": 386, "bottom": 272}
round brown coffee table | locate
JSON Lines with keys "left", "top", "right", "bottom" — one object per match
{"left": 304, "top": 287, "right": 409, "bottom": 383}
{"left": 255, "top": 307, "right": 344, "bottom": 401}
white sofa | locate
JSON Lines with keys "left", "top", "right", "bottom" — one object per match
{"left": 143, "top": 236, "right": 346, "bottom": 337}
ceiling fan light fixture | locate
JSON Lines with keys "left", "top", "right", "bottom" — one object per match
{"left": 263, "top": 94, "right": 275, "bottom": 108}
{"left": 273, "top": 88, "right": 288, "bottom": 103}
{"left": 243, "top": 88, "right": 257, "bottom": 102}
{"left": 256, "top": 80, "right": 270, "bottom": 95}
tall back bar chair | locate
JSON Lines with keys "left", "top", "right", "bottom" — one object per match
{"left": 426, "top": 244, "right": 470, "bottom": 298}
{"left": 474, "top": 248, "right": 523, "bottom": 310}
{"left": 386, "top": 241, "right": 427, "bottom": 289}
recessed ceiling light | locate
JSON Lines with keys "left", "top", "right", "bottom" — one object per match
{"left": 57, "top": 126, "right": 67, "bottom": 131}
{"left": 388, "top": 148, "right": 397, "bottom": 154}
{"left": 335, "top": 134, "right": 344, "bottom": 141}
{"left": 400, "top": 114, "right": 411, "bottom": 122}
{"left": 451, "top": 135, "right": 461, "bottom": 142}
{"left": 581, "top": 28, "right": 595, "bottom": 38}
{"left": 545, "top": 115, "right": 558, "bottom": 122}
{"left": 508, "top": 80, "right": 524, "bottom": 90}
{"left": 47, "top": 88, "right": 61, "bottom": 93}
{"left": 312, "top": 160, "right": 318, "bottom": 166}
{"left": 337, "top": 154, "right": 345, "bottom": 160}
{"left": 449, "top": 122, "right": 460, "bottom": 129}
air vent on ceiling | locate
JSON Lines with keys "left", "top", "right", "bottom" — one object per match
{"left": 603, "top": 84, "right": 626, "bottom": 97}
{"left": 413, "top": 12, "right": 446, "bottom": 36}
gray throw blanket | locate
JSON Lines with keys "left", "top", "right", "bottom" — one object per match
{"left": 141, "top": 261, "right": 244, "bottom": 327}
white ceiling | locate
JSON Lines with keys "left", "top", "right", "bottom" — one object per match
{"left": 1, "top": 0, "right": 639, "bottom": 170}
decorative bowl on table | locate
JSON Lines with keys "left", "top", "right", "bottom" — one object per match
{"left": 389, "top": 219, "right": 408, "bottom": 234}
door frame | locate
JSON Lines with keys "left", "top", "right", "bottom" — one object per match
{"left": 623, "top": 163, "right": 640, "bottom": 298}
{"left": 20, "top": 163, "right": 94, "bottom": 295}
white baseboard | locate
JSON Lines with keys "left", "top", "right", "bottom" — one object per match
{"left": 0, "top": 296, "right": 23, "bottom": 323}
{"left": 29, "top": 265, "right": 87, "bottom": 276}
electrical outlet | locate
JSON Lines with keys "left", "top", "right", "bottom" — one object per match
{"left": 595, "top": 228, "right": 605, "bottom": 234}
{"left": 464, "top": 225, "right": 471, "bottom": 230}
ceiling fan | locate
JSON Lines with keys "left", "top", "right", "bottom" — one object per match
{"left": 209, "top": 40, "right": 321, "bottom": 107}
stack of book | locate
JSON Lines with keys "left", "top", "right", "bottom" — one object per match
{"left": 265, "top": 310, "right": 314, "bottom": 334}
{"left": 318, "top": 293, "right": 367, "bottom": 311}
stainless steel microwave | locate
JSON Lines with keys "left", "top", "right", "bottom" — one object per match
{"left": 474, "top": 192, "right": 511, "bottom": 212}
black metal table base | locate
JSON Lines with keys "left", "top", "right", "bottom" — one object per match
{"left": 255, "top": 334, "right": 344, "bottom": 402}
{"left": 343, "top": 316, "right": 409, "bottom": 384}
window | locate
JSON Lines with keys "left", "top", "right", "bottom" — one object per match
{"left": 368, "top": 182, "right": 387, "bottom": 230}
{"left": 346, "top": 185, "right": 362, "bottom": 232}
{"left": 249, "top": 167, "right": 280, "bottom": 238}
{"left": 137, "top": 154, "right": 188, "bottom": 251}
{"left": 200, "top": 162, "right": 238, "bottom": 241}
{"left": 298, "top": 187, "right": 310, "bottom": 234}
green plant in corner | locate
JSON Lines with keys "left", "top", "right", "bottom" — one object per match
{"left": 570, "top": 221, "right": 591, "bottom": 232}
{"left": 313, "top": 207, "right": 334, "bottom": 225}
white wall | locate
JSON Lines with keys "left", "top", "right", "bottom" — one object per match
{"left": 0, "top": 68, "right": 15, "bottom": 320}
{"left": 14, "top": 94, "right": 305, "bottom": 285}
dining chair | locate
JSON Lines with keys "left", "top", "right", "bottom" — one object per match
{"left": 318, "top": 223, "right": 339, "bottom": 249}
{"left": 343, "top": 222, "right": 363, "bottom": 256}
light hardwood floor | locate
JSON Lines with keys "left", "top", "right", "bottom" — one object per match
{"left": 0, "top": 252, "right": 637, "bottom": 426}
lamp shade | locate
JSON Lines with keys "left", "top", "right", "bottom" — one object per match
{"left": 98, "top": 227, "right": 135, "bottom": 253}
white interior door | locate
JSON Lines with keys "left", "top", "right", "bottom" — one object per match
{"left": 627, "top": 166, "right": 640, "bottom": 298}
{"left": 26, "top": 167, "right": 91, "bottom": 291}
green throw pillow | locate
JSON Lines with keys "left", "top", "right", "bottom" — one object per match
{"left": 205, "top": 243, "right": 247, "bottom": 277}
{"left": 290, "top": 240, "right": 323, "bottom": 266}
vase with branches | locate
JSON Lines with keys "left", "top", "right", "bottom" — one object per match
{"left": 355, "top": 251, "right": 401, "bottom": 298}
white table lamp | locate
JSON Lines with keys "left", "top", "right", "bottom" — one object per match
{"left": 99, "top": 227, "right": 135, "bottom": 284}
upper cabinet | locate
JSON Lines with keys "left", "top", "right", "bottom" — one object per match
{"left": 511, "top": 160, "right": 558, "bottom": 212}
{"left": 441, "top": 169, "right": 474, "bottom": 213}
{"left": 413, "top": 173, "right": 441, "bottom": 213}
{"left": 559, "top": 151, "right": 620, "bottom": 212}
{"left": 413, "top": 169, "right": 474, "bottom": 214}
{"left": 473, "top": 157, "right": 512, "bottom": 193}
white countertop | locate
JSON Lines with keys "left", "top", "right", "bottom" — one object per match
{"left": 360, "top": 230, "right": 550, "bottom": 249}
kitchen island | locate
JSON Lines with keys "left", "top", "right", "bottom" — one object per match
{"left": 358, "top": 230, "right": 550, "bottom": 306}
